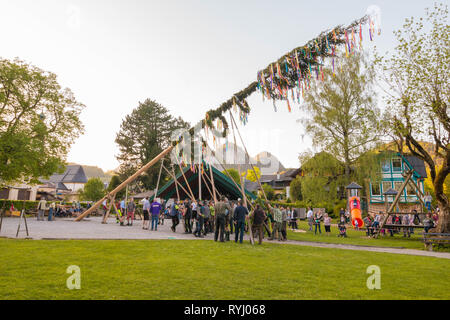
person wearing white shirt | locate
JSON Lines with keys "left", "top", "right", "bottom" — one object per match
{"left": 306, "top": 207, "right": 314, "bottom": 231}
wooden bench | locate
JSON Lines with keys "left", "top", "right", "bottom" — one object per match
{"left": 422, "top": 233, "right": 450, "bottom": 251}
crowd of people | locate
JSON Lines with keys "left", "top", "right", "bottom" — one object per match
{"left": 35, "top": 193, "right": 441, "bottom": 242}
{"left": 102, "top": 195, "right": 307, "bottom": 245}
{"left": 36, "top": 197, "right": 85, "bottom": 221}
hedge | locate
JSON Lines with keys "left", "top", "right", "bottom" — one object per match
{"left": 0, "top": 200, "right": 90, "bottom": 211}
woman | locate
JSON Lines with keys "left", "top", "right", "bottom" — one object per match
{"left": 323, "top": 213, "right": 331, "bottom": 236}
{"left": 314, "top": 210, "right": 322, "bottom": 235}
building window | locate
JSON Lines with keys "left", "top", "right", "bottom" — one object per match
{"left": 393, "top": 181, "right": 404, "bottom": 193}
{"left": 382, "top": 181, "right": 392, "bottom": 193}
{"left": 406, "top": 183, "right": 415, "bottom": 196}
{"left": 371, "top": 183, "right": 381, "bottom": 196}
{"left": 381, "top": 160, "right": 390, "bottom": 173}
{"left": 392, "top": 158, "right": 402, "bottom": 172}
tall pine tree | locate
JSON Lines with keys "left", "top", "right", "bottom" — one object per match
{"left": 115, "top": 99, "right": 189, "bottom": 192}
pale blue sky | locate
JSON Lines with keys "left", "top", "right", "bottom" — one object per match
{"left": 0, "top": 0, "right": 437, "bottom": 171}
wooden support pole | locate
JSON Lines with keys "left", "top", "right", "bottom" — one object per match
{"left": 229, "top": 114, "right": 270, "bottom": 206}
{"left": 175, "top": 157, "right": 196, "bottom": 201}
{"left": 162, "top": 164, "right": 195, "bottom": 202}
{"left": 198, "top": 164, "right": 202, "bottom": 201}
{"left": 172, "top": 165, "right": 180, "bottom": 202}
{"left": 201, "top": 169, "right": 214, "bottom": 200}
{"left": 229, "top": 112, "right": 254, "bottom": 245}
{"left": 204, "top": 142, "right": 253, "bottom": 208}
{"left": 387, "top": 170, "right": 413, "bottom": 213}
{"left": 75, "top": 145, "right": 174, "bottom": 221}
{"left": 204, "top": 166, "right": 222, "bottom": 199}
{"left": 154, "top": 158, "right": 164, "bottom": 199}
{"left": 102, "top": 193, "right": 116, "bottom": 224}
{"left": 208, "top": 163, "right": 218, "bottom": 203}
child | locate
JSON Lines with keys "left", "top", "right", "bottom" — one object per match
{"left": 338, "top": 216, "right": 347, "bottom": 238}
{"left": 323, "top": 213, "right": 331, "bottom": 236}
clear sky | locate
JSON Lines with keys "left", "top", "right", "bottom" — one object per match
{"left": 0, "top": 0, "right": 437, "bottom": 171}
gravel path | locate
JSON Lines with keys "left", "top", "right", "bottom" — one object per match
{"left": 1, "top": 216, "right": 449, "bottom": 259}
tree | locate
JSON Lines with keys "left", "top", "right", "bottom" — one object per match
{"left": 80, "top": 178, "right": 105, "bottom": 201}
{"left": 245, "top": 166, "right": 261, "bottom": 183}
{"left": 115, "top": 99, "right": 189, "bottom": 192}
{"left": 289, "top": 176, "right": 303, "bottom": 201}
{"left": 375, "top": 3, "right": 450, "bottom": 232}
{"left": 222, "top": 168, "right": 241, "bottom": 186}
{"left": 261, "top": 184, "right": 275, "bottom": 201}
{"left": 299, "top": 152, "right": 345, "bottom": 204}
{"left": 0, "top": 58, "right": 84, "bottom": 185}
{"left": 107, "top": 175, "right": 125, "bottom": 199}
{"left": 302, "top": 52, "right": 382, "bottom": 183}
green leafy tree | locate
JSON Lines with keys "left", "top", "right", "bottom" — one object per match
{"left": 375, "top": 3, "right": 450, "bottom": 232}
{"left": 261, "top": 183, "right": 275, "bottom": 201}
{"left": 107, "top": 175, "right": 125, "bottom": 199}
{"left": 115, "top": 99, "right": 189, "bottom": 192}
{"left": 299, "top": 152, "right": 345, "bottom": 204}
{"left": 0, "top": 58, "right": 84, "bottom": 185}
{"left": 289, "top": 176, "right": 303, "bottom": 201}
{"left": 302, "top": 52, "right": 382, "bottom": 183}
{"left": 222, "top": 168, "right": 241, "bottom": 186}
{"left": 80, "top": 178, "right": 106, "bottom": 201}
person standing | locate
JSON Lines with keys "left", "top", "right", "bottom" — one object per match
{"left": 184, "top": 200, "right": 192, "bottom": 234}
{"left": 291, "top": 208, "right": 298, "bottom": 230}
{"left": 251, "top": 204, "right": 266, "bottom": 245}
{"left": 194, "top": 201, "right": 205, "bottom": 238}
{"left": 48, "top": 201, "right": 55, "bottom": 221}
{"left": 323, "top": 213, "right": 332, "bottom": 236}
{"left": 202, "top": 202, "right": 211, "bottom": 236}
{"left": 424, "top": 192, "right": 432, "bottom": 212}
{"left": 142, "top": 197, "right": 151, "bottom": 230}
{"left": 170, "top": 201, "right": 180, "bottom": 232}
{"left": 150, "top": 198, "right": 162, "bottom": 231}
{"left": 306, "top": 207, "right": 313, "bottom": 231}
{"left": 214, "top": 196, "right": 231, "bottom": 242}
{"left": 233, "top": 200, "right": 249, "bottom": 244}
{"left": 270, "top": 205, "right": 283, "bottom": 241}
{"left": 266, "top": 208, "right": 274, "bottom": 238}
{"left": 37, "top": 197, "right": 47, "bottom": 221}
{"left": 281, "top": 207, "right": 288, "bottom": 241}
{"left": 209, "top": 201, "right": 215, "bottom": 233}
{"left": 402, "top": 213, "right": 411, "bottom": 237}
{"left": 363, "top": 215, "right": 373, "bottom": 237}
{"left": 126, "top": 197, "right": 136, "bottom": 226}
{"left": 314, "top": 210, "right": 322, "bottom": 235}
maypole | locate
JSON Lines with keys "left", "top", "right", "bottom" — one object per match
{"left": 75, "top": 14, "right": 377, "bottom": 223}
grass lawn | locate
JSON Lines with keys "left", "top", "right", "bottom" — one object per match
{"left": 0, "top": 239, "right": 448, "bottom": 300}
{"left": 286, "top": 221, "right": 429, "bottom": 250}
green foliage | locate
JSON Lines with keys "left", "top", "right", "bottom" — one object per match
{"left": 80, "top": 178, "right": 105, "bottom": 202}
{"left": 289, "top": 176, "right": 303, "bottom": 201}
{"left": 222, "top": 168, "right": 241, "bottom": 186}
{"left": 107, "top": 175, "right": 125, "bottom": 199}
{"left": 115, "top": 99, "right": 189, "bottom": 192}
{"left": 0, "top": 200, "right": 91, "bottom": 211}
{"left": 0, "top": 58, "right": 84, "bottom": 185}
{"left": 374, "top": 3, "right": 449, "bottom": 231}
{"left": 302, "top": 52, "right": 383, "bottom": 181}
{"left": 261, "top": 184, "right": 275, "bottom": 201}
{"left": 333, "top": 199, "right": 348, "bottom": 218}
{"left": 299, "top": 152, "right": 344, "bottom": 204}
